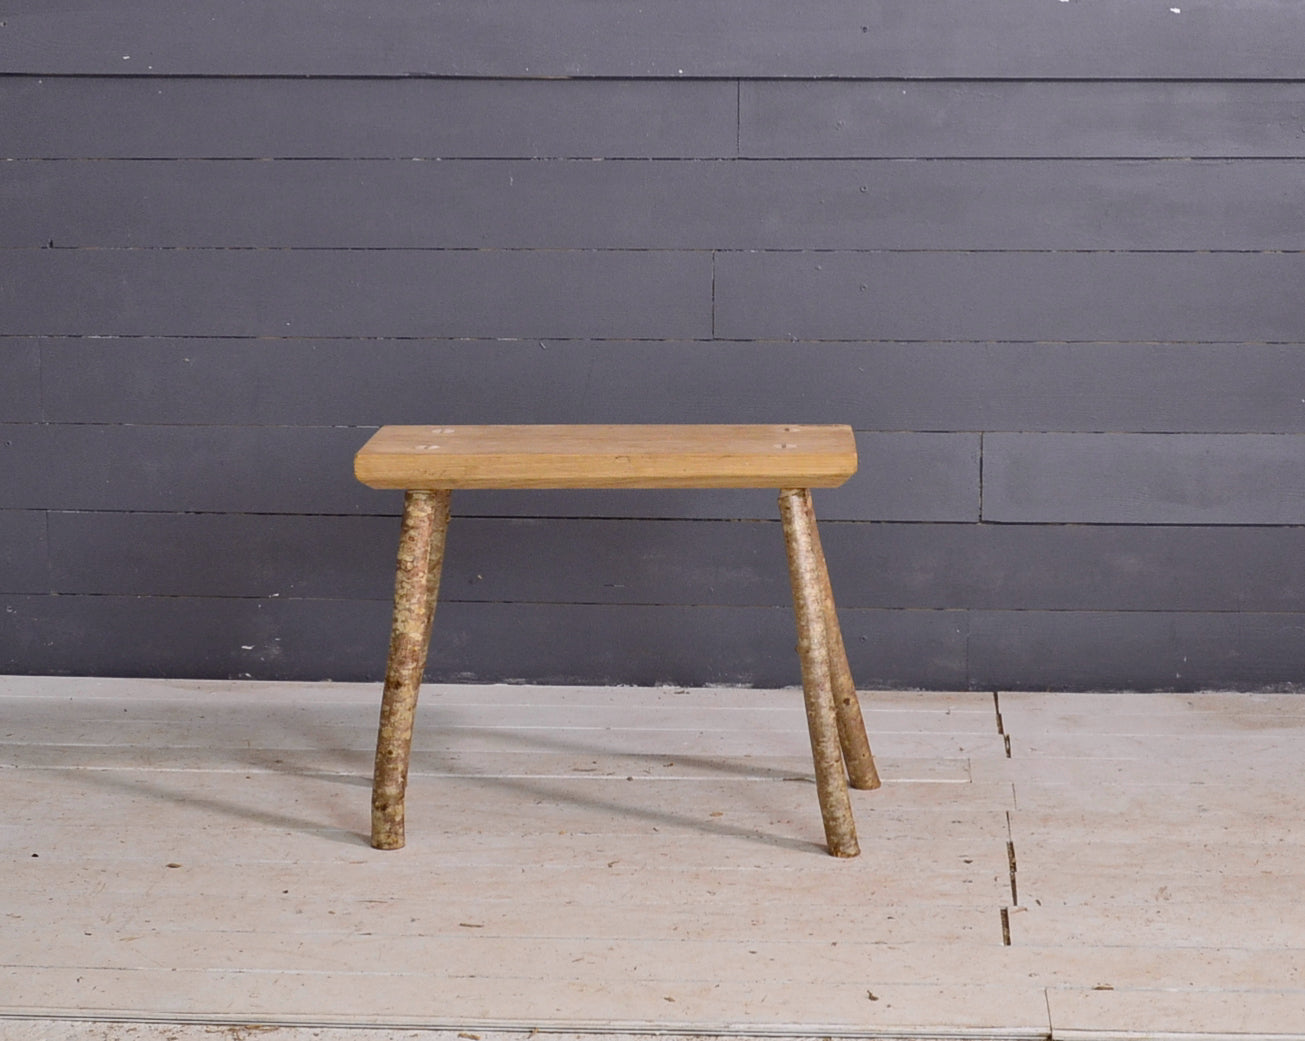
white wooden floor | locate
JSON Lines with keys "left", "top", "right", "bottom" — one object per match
{"left": 2, "top": 677, "right": 1303, "bottom": 1041}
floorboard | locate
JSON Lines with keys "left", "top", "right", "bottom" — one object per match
{"left": 2, "top": 678, "right": 1303, "bottom": 1039}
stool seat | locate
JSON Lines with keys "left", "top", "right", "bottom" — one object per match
{"left": 355, "top": 423, "right": 858, "bottom": 490}
{"left": 356, "top": 423, "right": 879, "bottom": 858}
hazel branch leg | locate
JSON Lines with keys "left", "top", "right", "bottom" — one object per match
{"left": 797, "top": 490, "right": 881, "bottom": 791}
{"left": 779, "top": 488, "right": 860, "bottom": 858}
{"left": 371, "top": 488, "right": 452, "bottom": 850}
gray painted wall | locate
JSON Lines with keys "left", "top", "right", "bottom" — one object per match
{"left": 3, "top": 2, "right": 1305, "bottom": 691}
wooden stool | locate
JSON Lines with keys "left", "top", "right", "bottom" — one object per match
{"left": 354, "top": 424, "right": 880, "bottom": 857}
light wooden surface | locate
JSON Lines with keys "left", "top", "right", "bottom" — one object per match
{"left": 3, "top": 677, "right": 1304, "bottom": 1039}
{"left": 353, "top": 424, "right": 859, "bottom": 490}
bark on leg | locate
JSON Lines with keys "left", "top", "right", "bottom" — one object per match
{"left": 799, "top": 492, "right": 881, "bottom": 791}
{"left": 371, "top": 489, "right": 452, "bottom": 850}
{"left": 779, "top": 488, "right": 860, "bottom": 858}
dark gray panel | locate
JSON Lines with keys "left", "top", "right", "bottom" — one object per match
{"left": 0, "top": 249, "right": 712, "bottom": 340}
{"left": 819, "top": 433, "right": 978, "bottom": 522}
{"left": 47, "top": 513, "right": 791, "bottom": 606}
{"left": 984, "top": 434, "right": 1305, "bottom": 525}
{"left": 42, "top": 339, "right": 1305, "bottom": 435}
{"left": 0, "top": 78, "right": 736, "bottom": 159}
{"left": 47, "top": 513, "right": 1305, "bottom": 613}
{"left": 0, "top": 594, "right": 388, "bottom": 682}
{"left": 0, "top": 424, "right": 374, "bottom": 514}
{"left": 6, "top": 1, "right": 1304, "bottom": 77}
{"left": 13, "top": 159, "right": 1305, "bottom": 251}
{"left": 0, "top": 595, "right": 968, "bottom": 688}
{"left": 969, "top": 611, "right": 1305, "bottom": 693}
{"left": 48, "top": 512, "right": 398, "bottom": 600}
{"left": 1, "top": 425, "right": 965, "bottom": 521}
{"left": 715, "top": 251, "right": 1305, "bottom": 343}
{"left": 0, "top": 339, "right": 42, "bottom": 422}
{"left": 823, "top": 523, "right": 1305, "bottom": 613}
{"left": 0, "top": 511, "right": 47, "bottom": 594}
{"left": 742, "top": 82, "right": 1305, "bottom": 159}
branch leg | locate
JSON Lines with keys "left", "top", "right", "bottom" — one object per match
{"left": 371, "top": 489, "right": 452, "bottom": 850}
{"left": 799, "top": 491, "right": 881, "bottom": 790}
{"left": 779, "top": 488, "right": 859, "bottom": 858}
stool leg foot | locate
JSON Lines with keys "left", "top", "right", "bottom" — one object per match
{"left": 780, "top": 488, "right": 859, "bottom": 858}
{"left": 796, "top": 491, "right": 881, "bottom": 791}
{"left": 372, "top": 489, "right": 451, "bottom": 850}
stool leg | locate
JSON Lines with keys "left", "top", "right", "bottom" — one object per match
{"left": 371, "top": 489, "right": 452, "bottom": 850}
{"left": 797, "top": 491, "right": 881, "bottom": 791}
{"left": 779, "top": 488, "right": 859, "bottom": 858}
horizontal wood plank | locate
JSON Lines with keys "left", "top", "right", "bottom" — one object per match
{"left": 0, "top": 675, "right": 990, "bottom": 711}
{"left": 999, "top": 690, "right": 1305, "bottom": 729}
{"left": 969, "top": 610, "right": 1305, "bottom": 692}
{"left": 742, "top": 80, "right": 1305, "bottom": 159}
{"left": 1047, "top": 988, "right": 1305, "bottom": 1039}
{"left": 9, "top": 598, "right": 1305, "bottom": 693}
{"left": 1, "top": 339, "right": 42, "bottom": 421}
{"left": 1016, "top": 901, "right": 1305, "bottom": 951}
{"left": 1, "top": 424, "right": 977, "bottom": 521}
{"left": 13, "top": 78, "right": 1305, "bottom": 162}
{"left": 0, "top": 78, "right": 736, "bottom": 159}
{"left": 6, "top": 0, "right": 1304, "bottom": 77}
{"left": 0, "top": 423, "right": 376, "bottom": 514}
{"left": 42, "top": 513, "right": 1305, "bottom": 613}
{"left": 0, "top": 249, "right": 712, "bottom": 340}
{"left": 0, "top": 510, "right": 47, "bottom": 594}
{"left": 0, "top": 596, "right": 972, "bottom": 689}
{"left": 0, "top": 966, "right": 1049, "bottom": 1035}
{"left": 10, "top": 159, "right": 1305, "bottom": 251}
{"left": 715, "top": 250, "right": 1305, "bottom": 343}
{"left": 984, "top": 433, "right": 1305, "bottom": 524}
{"left": 38, "top": 338, "right": 1305, "bottom": 434}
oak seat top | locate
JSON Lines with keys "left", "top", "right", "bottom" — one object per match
{"left": 355, "top": 424, "right": 858, "bottom": 490}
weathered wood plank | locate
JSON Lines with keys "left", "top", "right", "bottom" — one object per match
{"left": 1047, "top": 988, "right": 1305, "bottom": 1040}
{"left": 6, "top": 0, "right": 1304, "bottom": 77}
{"left": 715, "top": 250, "right": 1305, "bottom": 343}
{"left": 0, "top": 676, "right": 991, "bottom": 712}
{"left": 0, "top": 746, "right": 972, "bottom": 784}
{"left": 1016, "top": 901, "right": 1305, "bottom": 951}
{"left": 0, "top": 694, "right": 994, "bottom": 737}
{"left": 2, "top": 776, "right": 1005, "bottom": 861}
{"left": 11, "top": 159, "right": 1305, "bottom": 250}
{"left": 0, "top": 965, "right": 1051, "bottom": 1035}
{"left": 0, "top": 720, "right": 996, "bottom": 761}
{"left": 999, "top": 689, "right": 1305, "bottom": 724}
